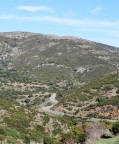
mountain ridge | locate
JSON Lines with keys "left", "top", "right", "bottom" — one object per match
{"left": 0, "top": 31, "right": 118, "bottom": 47}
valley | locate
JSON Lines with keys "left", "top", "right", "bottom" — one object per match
{"left": 0, "top": 32, "right": 119, "bottom": 144}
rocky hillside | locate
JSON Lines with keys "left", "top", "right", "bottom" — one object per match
{"left": 0, "top": 32, "right": 119, "bottom": 85}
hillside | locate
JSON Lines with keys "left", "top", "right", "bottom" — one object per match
{"left": 56, "top": 73, "right": 119, "bottom": 119}
{"left": 1, "top": 67, "right": 119, "bottom": 143}
{"left": 1, "top": 32, "right": 119, "bottom": 144}
{"left": 1, "top": 65, "right": 119, "bottom": 120}
{"left": 0, "top": 97, "right": 85, "bottom": 144}
{"left": 0, "top": 32, "right": 119, "bottom": 85}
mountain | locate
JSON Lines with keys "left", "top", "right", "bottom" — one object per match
{"left": 0, "top": 32, "right": 119, "bottom": 86}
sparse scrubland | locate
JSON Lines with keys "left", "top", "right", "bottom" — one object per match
{"left": 0, "top": 32, "right": 119, "bottom": 143}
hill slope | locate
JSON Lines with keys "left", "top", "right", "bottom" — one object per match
{"left": 0, "top": 32, "right": 119, "bottom": 85}
{"left": 56, "top": 73, "right": 119, "bottom": 119}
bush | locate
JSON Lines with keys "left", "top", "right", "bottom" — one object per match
{"left": 24, "top": 136, "right": 30, "bottom": 144}
{"left": 43, "top": 114, "right": 50, "bottom": 125}
{"left": 102, "top": 85, "right": 112, "bottom": 91}
{"left": 52, "top": 128, "right": 62, "bottom": 136}
{"left": 116, "top": 90, "right": 119, "bottom": 94}
{"left": 112, "top": 121, "right": 119, "bottom": 135}
{"left": 36, "top": 125, "right": 45, "bottom": 133}
{"left": 0, "top": 134, "right": 5, "bottom": 141}
{"left": 96, "top": 97, "right": 108, "bottom": 107}
{"left": 43, "top": 136, "right": 54, "bottom": 144}
{"left": 60, "top": 125, "right": 86, "bottom": 143}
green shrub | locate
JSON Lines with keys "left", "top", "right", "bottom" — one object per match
{"left": 112, "top": 121, "right": 119, "bottom": 135}
{"left": 0, "top": 128, "right": 5, "bottom": 135}
{"left": 43, "top": 136, "right": 54, "bottom": 144}
{"left": 102, "top": 85, "right": 112, "bottom": 91}
{"left": 36, "top": 125, "right": 45, "bottom": 133}
{"left": 116, "top": 90, "right": 119, "bottom": 94}
{"left": 0, "top": 134, "right": 5, "bottom": 141}
{"left": 60, "top": 125, "right": 86, "bottom": 143}
{"left": 24, "top": 136, "right": 30, "bottom": 144}
{"left": 52, "top": 128, "right": 62, "bottom": 136}
{"left": 97, "top": 97, "right": 107, "bottom": 106}
{"left": 43, "top": 114, "right": 50, "bottom": 125}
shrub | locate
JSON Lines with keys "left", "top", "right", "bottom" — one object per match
{"left": 43, "top": 136, "right": 54, "bottom": 144}
{"left": 0, "top": 128, "right": 5, "bottom": 135}
{"left": 43, "top": 114, "right": 50, "bottom": 125}
{"left": 60, "top": 125, "right": 86, "bottom": 143}
{"left": 112, "top": 121, "right": 119, "bottom": 135}
{"left": 52, "top": 128, "right": 62, "bottom": 136}
{"left": 102, "top": 85, "right": 112, "bottom": 91}
{"left": 0, "top": 134, "right": 5, "bottom": 141}
{"left": 24, "top": 136, "right": 30, "bottom": 144}
{"left": 36, "top": 125, "right": 45, "bottom": 133}
{"left": 116, "top": 90, "right": 119, "bottom": 94}
{"left": 97, "top": 97, "right": 108, "bottom": 107}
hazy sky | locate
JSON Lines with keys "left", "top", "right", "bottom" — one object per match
{"left": 0, "top": 0, "right": 119, "bottom": 47}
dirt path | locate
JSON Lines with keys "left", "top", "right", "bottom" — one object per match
{"left": 39, "top": 94, "right": 117, "bottom": 122}
{"left": 40, "top": 93, "right": 65, "bottom": 115}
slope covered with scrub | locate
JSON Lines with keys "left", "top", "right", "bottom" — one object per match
{"left": 1, "top": 32, "right": 119, "bottom": 144}
{"left": 56, "top": 73, "right": 119, "bottom": 119}
{"left": 0, "top": 32, "right": 119, "bottom": 85}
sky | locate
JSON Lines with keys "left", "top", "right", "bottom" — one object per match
{"left": 0, "top": 0, "right": 119, "bottom": 47}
